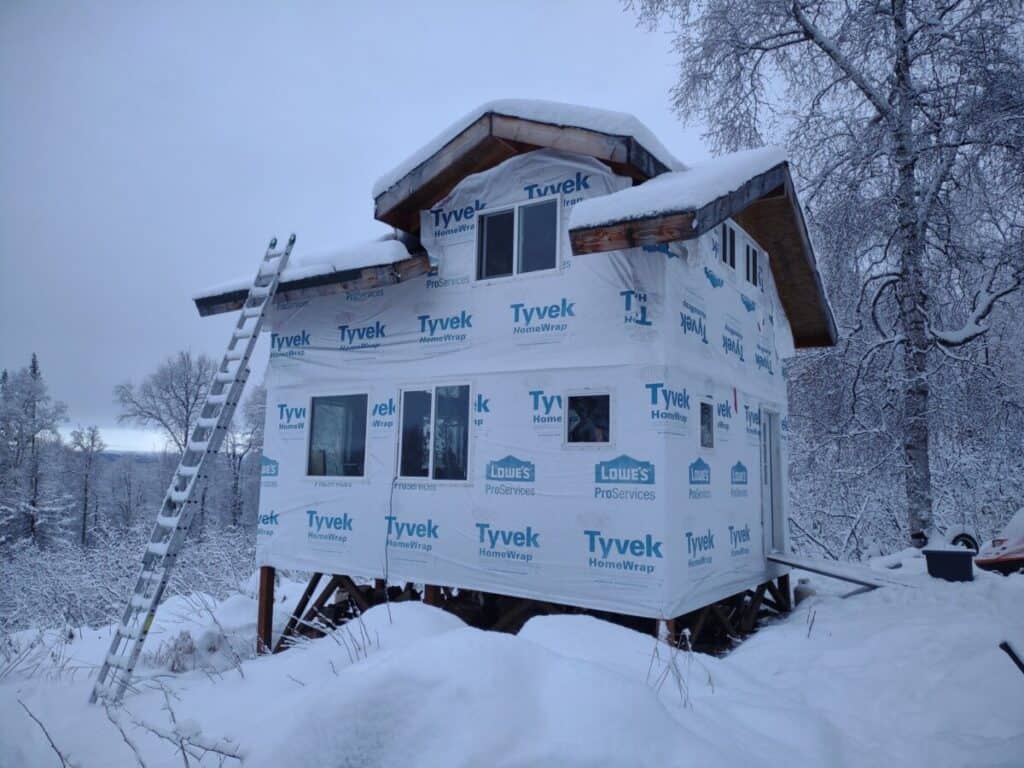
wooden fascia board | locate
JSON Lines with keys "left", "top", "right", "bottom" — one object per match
{"left": 778, "top": 170, "right": 838, "bottom": 347}
{"left": 373, "top": 112, "right": 671, "bottom": 232}
{"left": 193, "top": 255, "right": 432, "bottom": 318}
{"left": 374, "top": 113, "right": 495, "bottom": 226}
{"left": 568, "top": 164, "right": 789, "bottom": 255}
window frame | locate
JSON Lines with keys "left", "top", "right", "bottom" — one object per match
{"left": 563, "top": 389, "right": 613, "bottom": 449}
{"left": 719, "top": 222, "right": 737, "bottom": 271}
{"left": 745, "top": 244, "right": 759, "bottom": 287}
{"left": 396, "top": 383, "right": 474, "bottom": 483}
{"left": 305, "top": 391, "right": 371, "bottom": 480}
{"left": 475, "top": 196, "right": 561, "bottom": 283}
{"left": 699, "top": 398, "right": 715, "bottom": 451}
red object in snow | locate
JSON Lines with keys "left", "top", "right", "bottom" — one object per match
{"left": 975, "top": 510, "right": 1024, "bottom": 575}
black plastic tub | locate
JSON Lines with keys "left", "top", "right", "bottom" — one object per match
{"left": 922, "top": 549, "right": 974, "bottom": 582}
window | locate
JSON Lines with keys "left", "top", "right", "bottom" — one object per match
{"left": 477, "top": 210, "right": 514, "bottom": 279}
{"left": 719, "top": 223, "right": 736, "bottom": 269}
{"left": 308, "top": 394, "right": 368, "bottom": 476}
{"left": 477, "top": 199, "right": 558, "bottom": 280}
{"left": 567, "top": 394, "right": 610, "bottom": 444}
{"left": 745, "top": 245, "right": 759, "bottom": 287}
{"left": 700, "top": 401, "right": 714, "bottom": 449}
{"left": 399, "top": 385, "right": 470, "bottom": 481}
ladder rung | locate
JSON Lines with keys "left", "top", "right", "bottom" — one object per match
{"left": 207, "top": 393, "right": 228, "bottom": 405}
{"left": 155, "top": 514, "right": 180, "bottom": 529}
{"left": 147, "top": 541, "right": 170, "bottom": 557}
{"left": 214, "top": 371, "right": 237, "bottom": 383}
{"left": 106, "top": 653, "right": 132, "bottom": 669}
{"left": 118, "top": 624, "right": 144, "bottom": 640}
{"left": 242, "top": 304, "right": 264, "bottom": 318}
{"left": 168, "top": 488, "right": 191, "bottom": 504}
{"left": 225, "top": 348, "right": 244, "bottom": 361}
{"left": 196, "top": 416, "right": 219, "bottom": 429}
{"left": 177, "top": 465, "right": 198, "bottom": 478}
{"left": 188, "top": 439, "right": 209, "bottom": 452}
{"left": 130, "top": 595, "right": 152, "bottom": 609}
{"left": 249, "top": 285, "right": 271, "bottom": 299}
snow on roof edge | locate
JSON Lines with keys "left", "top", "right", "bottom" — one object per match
{"left": 568, "top": 146, "right": 788, "bottom": 232}
{"left": 372, "top": 99, "right": 686, "bottom": 199}
{"left": 193, "top": 238, "right": 411, "bottom": 302}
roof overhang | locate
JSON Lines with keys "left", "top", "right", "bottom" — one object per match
{"left": 373, "top": 111, "right": 672, "bottom": 233}
{"left": 568, "top": 162, "right": 837, "bottom": 348}
{"left": 193, "top": 253, "right": 431, "bottom": 317}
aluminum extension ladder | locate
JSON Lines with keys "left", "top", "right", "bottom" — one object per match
{"left": 89, "top": 234, "right": 295, "bottom": 705}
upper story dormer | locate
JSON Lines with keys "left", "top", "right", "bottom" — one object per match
{"left": 194, "top": 99, "right": 836, "bottom": 351}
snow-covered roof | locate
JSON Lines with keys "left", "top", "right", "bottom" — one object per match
{"left": 372, "top": 99, "right": 685, "bottom": 199}
{"left": 570, "top": 147, "right": 787, "bottom": 231}
{"left": 192, "top": 238, "right": 411, "bottom": 303}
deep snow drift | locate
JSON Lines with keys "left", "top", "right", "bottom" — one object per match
{"left": 1, "top": 554, "right": 1022, "bottom": 767}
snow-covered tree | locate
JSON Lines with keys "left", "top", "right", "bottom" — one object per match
{"left": 220, "top": 383, "right": 266, "bottom": 528}
{"left": 68, "top": 425, "right": 105, "bottom": 546}
{"left": 109, "top": 453, "right": 146, "bottom": 531}
{"left": 114, "top": 351, "right": 216, "bottom": 454}
{"left": 0, "top": 355, "right": 68, "bottom": 546}
{"left": 637, "top": 0, "right": 1024, "bottom": 545}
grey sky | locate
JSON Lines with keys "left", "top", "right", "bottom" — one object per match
{"left": 0, "top": 1, "right": 708, "bottom": 451}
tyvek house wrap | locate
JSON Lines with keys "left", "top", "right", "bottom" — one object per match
{"left": 257, "top": 149, "right": 793, "bottom": 619}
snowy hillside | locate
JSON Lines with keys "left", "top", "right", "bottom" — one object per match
{"left": 1, "top": 555, "right": 1022, "bottom": 768}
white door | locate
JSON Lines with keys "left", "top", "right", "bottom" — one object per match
{"left": 760, "top": 409, "right": 784, "bottom": 554}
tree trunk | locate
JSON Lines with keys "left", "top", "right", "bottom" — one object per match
{"left": 892, "top": 0, "right": 933, "bottom": 545}
{"left": 80, "top": 474, "right": 89, "bottom": 547}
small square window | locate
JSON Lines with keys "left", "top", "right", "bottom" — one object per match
{"left": 308, "top": 394, "right": 368, "bottom": 476}
{"left": 700, "top": 401, "right": 714, "bottom": 449}
{"left": 567, "top": 394, "right": 610, "bottom": 443}
{"left": 477, "top": 210, "right": 515, "bottom": 279}
{"left": 477, "top": 199, "right": 558, "bottom": 280}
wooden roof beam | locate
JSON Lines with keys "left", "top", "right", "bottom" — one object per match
{"left": 373, "top": 112, "right": 671, "bottom": 233}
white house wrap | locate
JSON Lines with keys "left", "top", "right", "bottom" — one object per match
{"left": 253, "top": 146, "right": 795, "bottom": 619}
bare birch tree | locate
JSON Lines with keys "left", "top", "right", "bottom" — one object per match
{"left": 114, "top": 351, "right": 216, "bottom": 454}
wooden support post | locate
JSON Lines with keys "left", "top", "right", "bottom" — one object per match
{"left": 338, "top": 575, "right": 371, "bottom": 613}
{"left": 777, "top": 573, "right": 792, "bottom": 612}
{"left": 689, "top": 606, "right": 711, "bottom": 647}
{"left": 710, "top": 604, "right": 738, "bottom": 638}
{"left": 423, "top": 585, "right": 442, "bottom": 606}
{"left": 257, "top": 566, "right": 275, "bottom": 655}
{"left": 741, "top": 583, "right": 768, "bottom": 633}
{"left": 300, "top": 575, "right": 344, "bottom": 631}
{"left": 273, "top": 572, "right": 322, "bottom": 654}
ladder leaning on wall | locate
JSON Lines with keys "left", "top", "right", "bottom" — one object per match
{"left": 89, "top": 234, "right": 296, "bottom": 705}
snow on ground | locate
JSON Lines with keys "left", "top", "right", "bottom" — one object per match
{"left": 1, "top": 555, "right": 1022, "bottom": 767}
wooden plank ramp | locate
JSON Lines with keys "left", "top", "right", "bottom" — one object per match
{"left": 768, "top": 553, "right": 918, "bottom": 591}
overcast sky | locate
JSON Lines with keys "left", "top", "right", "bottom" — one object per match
{"left": 0, "top": 1, "right": 709, "bottom": 451}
